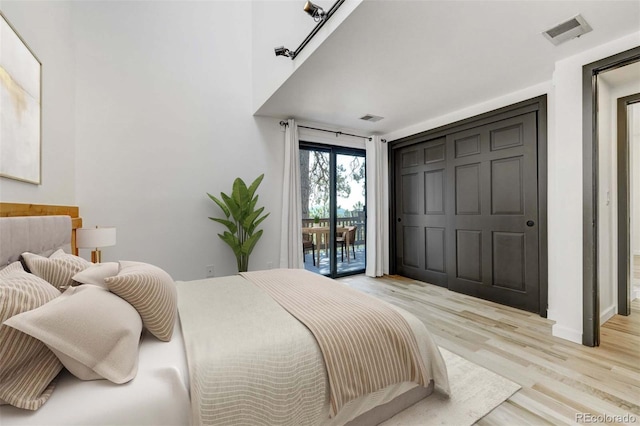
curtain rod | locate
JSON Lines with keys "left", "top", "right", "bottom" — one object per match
{"left": 279, "top": 120, "right": 386, "bottom": 143}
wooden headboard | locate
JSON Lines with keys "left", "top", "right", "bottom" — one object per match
{"left": 0, "top": 203, "right": 82, "bottom": 255}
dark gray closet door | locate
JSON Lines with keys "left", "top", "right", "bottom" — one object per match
{"left": 395, "top": 137, "right": 448, "bottom": 287}
{"left": 446, "top": 112, "right": 539, "bottom": 312}
{"left": 395, "top": 111, "right": 539, "bottom": 312}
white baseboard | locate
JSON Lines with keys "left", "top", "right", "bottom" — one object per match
{"left": 633, "top": 286, "right": 640, "bottom": 301}
{"left": 599, "top": 305, "right": 616, "bottom": 325}
{"left": 634, "top": 250, "right": 640, "bottom": 256}
{"left": 552, "top": 323, "right": 582, "bottom": 344}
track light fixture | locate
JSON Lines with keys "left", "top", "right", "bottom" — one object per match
{"left": 274, "top": 46, "right": 292, "bottom": 58}
{"left": 274, "top": 0, "right": 345, "bottom": 60}
{"left": 303, "top": 1, "right": 326, "bottom": 22}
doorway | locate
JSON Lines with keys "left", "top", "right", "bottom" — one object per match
{"left": 583, "top": 46, "right": 640, "bottom": 346}
{"left": 627, "top": 101, "right": 640, "bottom": 304}
{"left": 616, "top": 94, "right": 640, "bottom": 317}
{"left": 299, "top": 143, "right": 366, "bottom": 277}
{"left": 390, "top": 96, "right": 547, "bottom": 315}
{"left": 595, "top": 77, "right": 640, "bottom": 326}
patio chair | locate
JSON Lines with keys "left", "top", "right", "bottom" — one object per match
{"left": 336, "top": 226, "right": 357, "bottom": 262}
{"left": 302, "top": 232, "right": 315, "bottom": 266}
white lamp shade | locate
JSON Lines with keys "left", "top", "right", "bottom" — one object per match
{"left": 76, "top": 227, "right": 117, "bottom": 249}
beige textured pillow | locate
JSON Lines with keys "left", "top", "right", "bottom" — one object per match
{"left": 22, "top": 249, "right": 92, "bottom": 290}
{"left": 0, "top": 262, "right": 63, "bottom": 411}
{"left": 105, "top": 261, "right": 177, "bottom": 341}
{"left": 72, "top": 262, "right": 119, "bottom": 288}
{"left": 5, "top": 285, "right": 142, "bottom": 384}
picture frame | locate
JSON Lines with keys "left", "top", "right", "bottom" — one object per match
{"left": 0, "top": 11, "right": 42, "bottom": 185}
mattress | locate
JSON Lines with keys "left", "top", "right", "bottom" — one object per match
{"left": 0, "top": 318, "right": 191, "bottom": 426}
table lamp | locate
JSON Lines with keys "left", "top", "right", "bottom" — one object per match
{"left": 76, "top": 226, "right": 117, "bottom": 263}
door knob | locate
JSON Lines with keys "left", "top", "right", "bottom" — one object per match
{"left": 526, "top": 220, "right": 535, "bottom": 227}
{"left": 397, "top": 218, "right": 402, "bottom": 222}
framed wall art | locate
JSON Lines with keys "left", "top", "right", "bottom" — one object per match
{"left": 0, "top": 11, "right": 42, "bottom": 184}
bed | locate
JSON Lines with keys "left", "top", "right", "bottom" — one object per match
{"left": 0, "top": 203, "right": 449, "bottom": 426}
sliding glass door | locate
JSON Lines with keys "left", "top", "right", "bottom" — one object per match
{"left": 300, "top": 143, "right": 366, "bottom": 277}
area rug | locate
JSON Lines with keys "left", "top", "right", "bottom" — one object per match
{"left": 380, "top": 348, "right": 521, "bottom": 425}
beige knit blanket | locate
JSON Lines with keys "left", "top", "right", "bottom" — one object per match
{"left": 241, "top": 269, "right": 429, "bottom": 416}
{"left": 177, "top": 275, "right": 329, "bottom": 426}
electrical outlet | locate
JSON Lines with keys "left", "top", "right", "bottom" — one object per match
{"left": 267, "top": 262, "right": 273, "bottom": 270}
{"left": 206, "top": 265, "right": 215, "bottom": 278}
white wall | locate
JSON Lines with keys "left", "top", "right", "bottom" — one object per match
{"left": 71, "top": 1, "right": 285, "bottom": 280}
{"left": 597, "top": 77, "right": 615, "bottom": 325}
{"left": 0, "top": 1, "right": 76, "bottom": 205}
{"left": 251, "top": 0, "right": 362, "bottom": 113}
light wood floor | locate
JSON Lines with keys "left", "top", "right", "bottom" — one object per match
{"left": 338, "top": 274, "right": 640, "bottom": 425}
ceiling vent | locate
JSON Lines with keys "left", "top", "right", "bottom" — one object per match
{"left": 542, "top": 14, "right": 592, "bottom": 46}
{"left": 360, "top": 114, "right": 384, "bottom": 122}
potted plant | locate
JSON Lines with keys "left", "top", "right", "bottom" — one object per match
{"left": 313, "top": 215, "right": 320, "bottom": 227}
{"left": 207, "top": 174, "right": 269, "bottom": 272}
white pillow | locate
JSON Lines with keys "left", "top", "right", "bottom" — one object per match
{"left": 104, "top": 261, "right": 177, "bottom": 342}
{"left": 22, "top": 249, "right": 92, "bottom": 290}
{"left": 72, "top": 262, "right": 119, "bottom": 288}
{"left": 4, "top": 285, "right": 142, "bottom": 384}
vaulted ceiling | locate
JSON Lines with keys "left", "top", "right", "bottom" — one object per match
{"left": 255, "top": 1, "right": 640, "bottom": 135}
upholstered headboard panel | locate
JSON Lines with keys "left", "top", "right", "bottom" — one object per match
{"left": 0, "top": 216, "right": 72, "bottom": 267}
{"left": 0, "top": 202, "right": 81, "bottom": 258}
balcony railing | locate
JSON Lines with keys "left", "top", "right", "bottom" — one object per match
{"left": 302, "top": 217, "right": 365, "bottom": 245}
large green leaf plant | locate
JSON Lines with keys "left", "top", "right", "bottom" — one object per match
{"left": 207, "top": 174, "right": 270, "bottom": 272}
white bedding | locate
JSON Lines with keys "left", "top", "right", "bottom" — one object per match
{"left": 177, "top": 274, "right": 449, "bottom": 426}
{"left": 1, "top": 275, "right": 446, "bottom": 426}
{"left": 0, "top": 318, "right": 190, "bottom": 426}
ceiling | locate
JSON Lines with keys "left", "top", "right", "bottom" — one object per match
{"left": 255, "top": 1, "right": 640, "bottom": 136}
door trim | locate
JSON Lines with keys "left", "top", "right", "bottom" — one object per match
{"left": 582, "top": 46, "right": 640, "bottom": 347}
{"left": 617, "top": 93, "right": 640, "bottom": 316}
{"left": 389, "top": 95, "right": 548, "bottom": 317}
